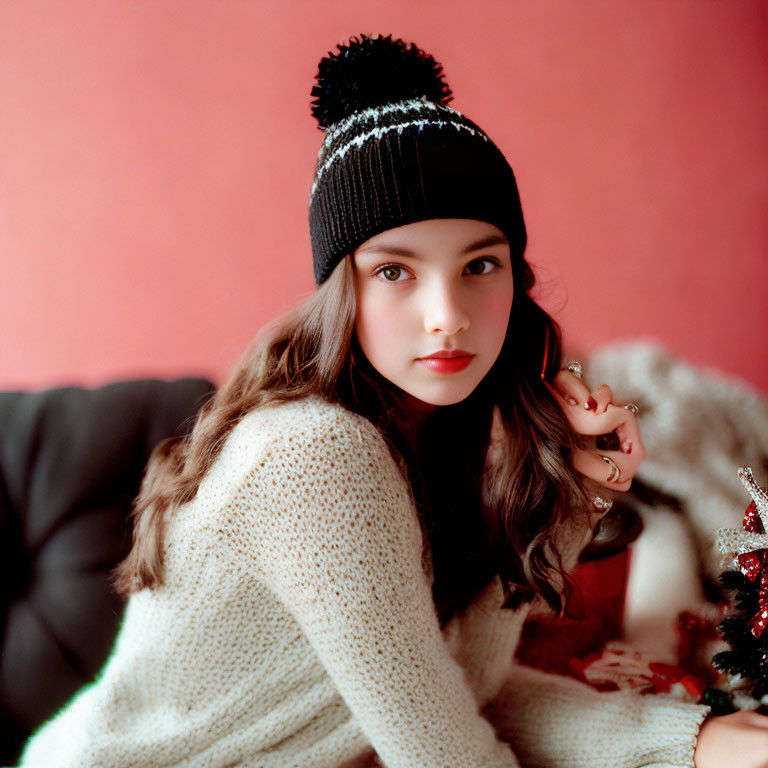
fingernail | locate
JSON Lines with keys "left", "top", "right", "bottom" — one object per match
{"left": 566, "top": 396, "right": 578, "bottom": 406}
{"left": 585, "top": 397, "right": 597, "bottom": 411}
{"left": 622, "top": 441, "right": 632, "bottom": 454}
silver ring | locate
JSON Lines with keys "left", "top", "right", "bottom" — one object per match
{"left": 601, "top": 455, "right": 621, "bottom": 483}
{"left": 564, "top": 361, "right": 583, "bottom": 379}
{"left": 593, "top": 495, "right": 614, "bottom": 513}
{"left": 624, "top": 402, "right": 639, "bottom": 415}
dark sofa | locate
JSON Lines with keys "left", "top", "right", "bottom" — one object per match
{"left": 0, "top": 377, "right": 216, "bottom": 765}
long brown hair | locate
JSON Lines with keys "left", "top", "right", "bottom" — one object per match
{"left": 113, "top": 249, "right": 588, "bottom": 622}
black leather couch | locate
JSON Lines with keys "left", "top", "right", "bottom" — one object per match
{"left": 0, "top": 377, "right": 216, "bottom": 765}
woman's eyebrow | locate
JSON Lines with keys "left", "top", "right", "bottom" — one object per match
{"left": 356, "top": 234, "right": 508, "bottom": 259}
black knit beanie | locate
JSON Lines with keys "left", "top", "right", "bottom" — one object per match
{"left": 308, "top": 33, "right": 527, "bottom": 286}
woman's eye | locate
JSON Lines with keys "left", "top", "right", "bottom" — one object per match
{"left": 465, "top": 258, "right": 497, "bottom": 275}
{"left": 376, "top": 265, "right": 407, "bottom": 282}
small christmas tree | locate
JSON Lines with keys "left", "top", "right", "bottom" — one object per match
{"left": 713, "top": 468, "right": 768, "bottom": 709}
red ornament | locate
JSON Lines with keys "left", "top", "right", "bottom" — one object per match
{"left": 748, "top": 571, "right": 768, "bottom": 638}
{"left": 737, "top": 550, "right": 768, "bottom": 583}
{"left": 647, "top": 662, "right": 707, "bottom": 699}
{"left": 744, "top": 500, "right": 763, "bottom": 534}
{"left": 736, "top": 553, "right": 768, "bottom": 638}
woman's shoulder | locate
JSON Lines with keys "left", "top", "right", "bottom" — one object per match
{"left": 201, "top": 395, "right": 391, "bottom": 495}
{"left": 237, "top": 394, "right": 383, "bottom": 450}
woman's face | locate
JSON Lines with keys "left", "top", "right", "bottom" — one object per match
{"left": 352, "top": 218, "right": 514, "bottom": 410}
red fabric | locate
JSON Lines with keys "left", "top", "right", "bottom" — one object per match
{"left": 515, "top": 547, "right": 631, "bottom": 675}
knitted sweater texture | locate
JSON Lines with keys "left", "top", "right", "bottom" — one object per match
{"left": 21, "top": 395, "right": 709, "bottom": 768}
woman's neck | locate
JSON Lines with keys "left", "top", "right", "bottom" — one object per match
{"left": 393, "top": 394, "right": 437, "bottom": 454}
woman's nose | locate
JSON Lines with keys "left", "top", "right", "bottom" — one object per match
{"left": 423, "top": 281, "right": 470, "bottom": 335}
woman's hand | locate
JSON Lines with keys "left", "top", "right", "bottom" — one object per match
{"left": 547, "top": 366, "right": 646, "bottom": 495}
{"left": 693, "top": 711, "right": 768, "bottom": 768}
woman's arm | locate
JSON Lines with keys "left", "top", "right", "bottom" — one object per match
{"left": 694, "top": 711, "right": 768, "bottom": 768}
{"left": 483, "top": 661, "right": 709, "bottom": 768}
{"left": 237, "top": 404, "right": 519, "bottom": 768}
{"left": 438, "top": 567, "right": 712, "bottom": 768}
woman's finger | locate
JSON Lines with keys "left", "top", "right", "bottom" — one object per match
{"left": 549, "top": 369, "right": 591, "bottom": 408}
{"left": 592, "top": 404, "right": 645, "bottom": 465}
{"left": 571, "top": 446, "right": 634, "bottom": 492}
{"left": 589, "top": 384, "right": 613, "bottom": 415}
{"left": 560, "top": 401, "right": 641, "bottom": 443}
{"left": 613, "top": 408, "right": 645, "bottom": 461}
{"left": 550, "top": 370, "right": 613, "bottom": 414}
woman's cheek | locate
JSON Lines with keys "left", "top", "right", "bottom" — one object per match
{"left": 355, "top": 287, "right": 409, "bottom": 366}
{"left": 479, "top": 286, "right": 514, "bottom": 340}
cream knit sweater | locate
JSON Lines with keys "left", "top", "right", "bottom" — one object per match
{"left": 21, "top": 395, "right": 709, "bottom": 768}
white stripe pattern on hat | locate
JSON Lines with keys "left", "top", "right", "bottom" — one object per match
{"left": 310, "top": 116, "right": 490, "bottom": 201}
{"left": 320, "top": 97, "right": 463, "bottom": 149}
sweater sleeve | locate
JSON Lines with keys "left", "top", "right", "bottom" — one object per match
{"left": 236, "top": 405, "right": 519, "bottom": 768}
{"left": 483, "top": 662, "right": 710, "bottom": 768}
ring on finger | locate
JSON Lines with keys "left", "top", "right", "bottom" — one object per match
{"left": 564, "top": 360, "right": 583, "bottom": 379}
{"left": 624, "top": 402, "right": 639, "bottom": 415}
{"left": 593, "top": 495, "right": 614, "bottom": 513}
{"left": 601, "top": 455, "right": 622, "bottom": 483}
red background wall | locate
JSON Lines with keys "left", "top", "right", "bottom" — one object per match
{"left": 2, "top": 1, "right": 767, "bottom": 393}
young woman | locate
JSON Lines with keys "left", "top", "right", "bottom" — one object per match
{"left": 20, "top": 32, "right": 766, "bottom": 768}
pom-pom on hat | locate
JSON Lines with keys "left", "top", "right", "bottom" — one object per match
{"left": 308, "top": 33, "right": 527, "bottom": 285}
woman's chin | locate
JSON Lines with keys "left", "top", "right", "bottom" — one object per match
{"left": 401, "top": 383, "right": 480, "bottom": 410}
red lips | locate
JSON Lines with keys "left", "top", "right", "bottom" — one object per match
{"left": 420, "top": 349, "right": 472, "bottom": 359}
{"left": 418, "top": 349, "right": 474, "bottom": 373}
